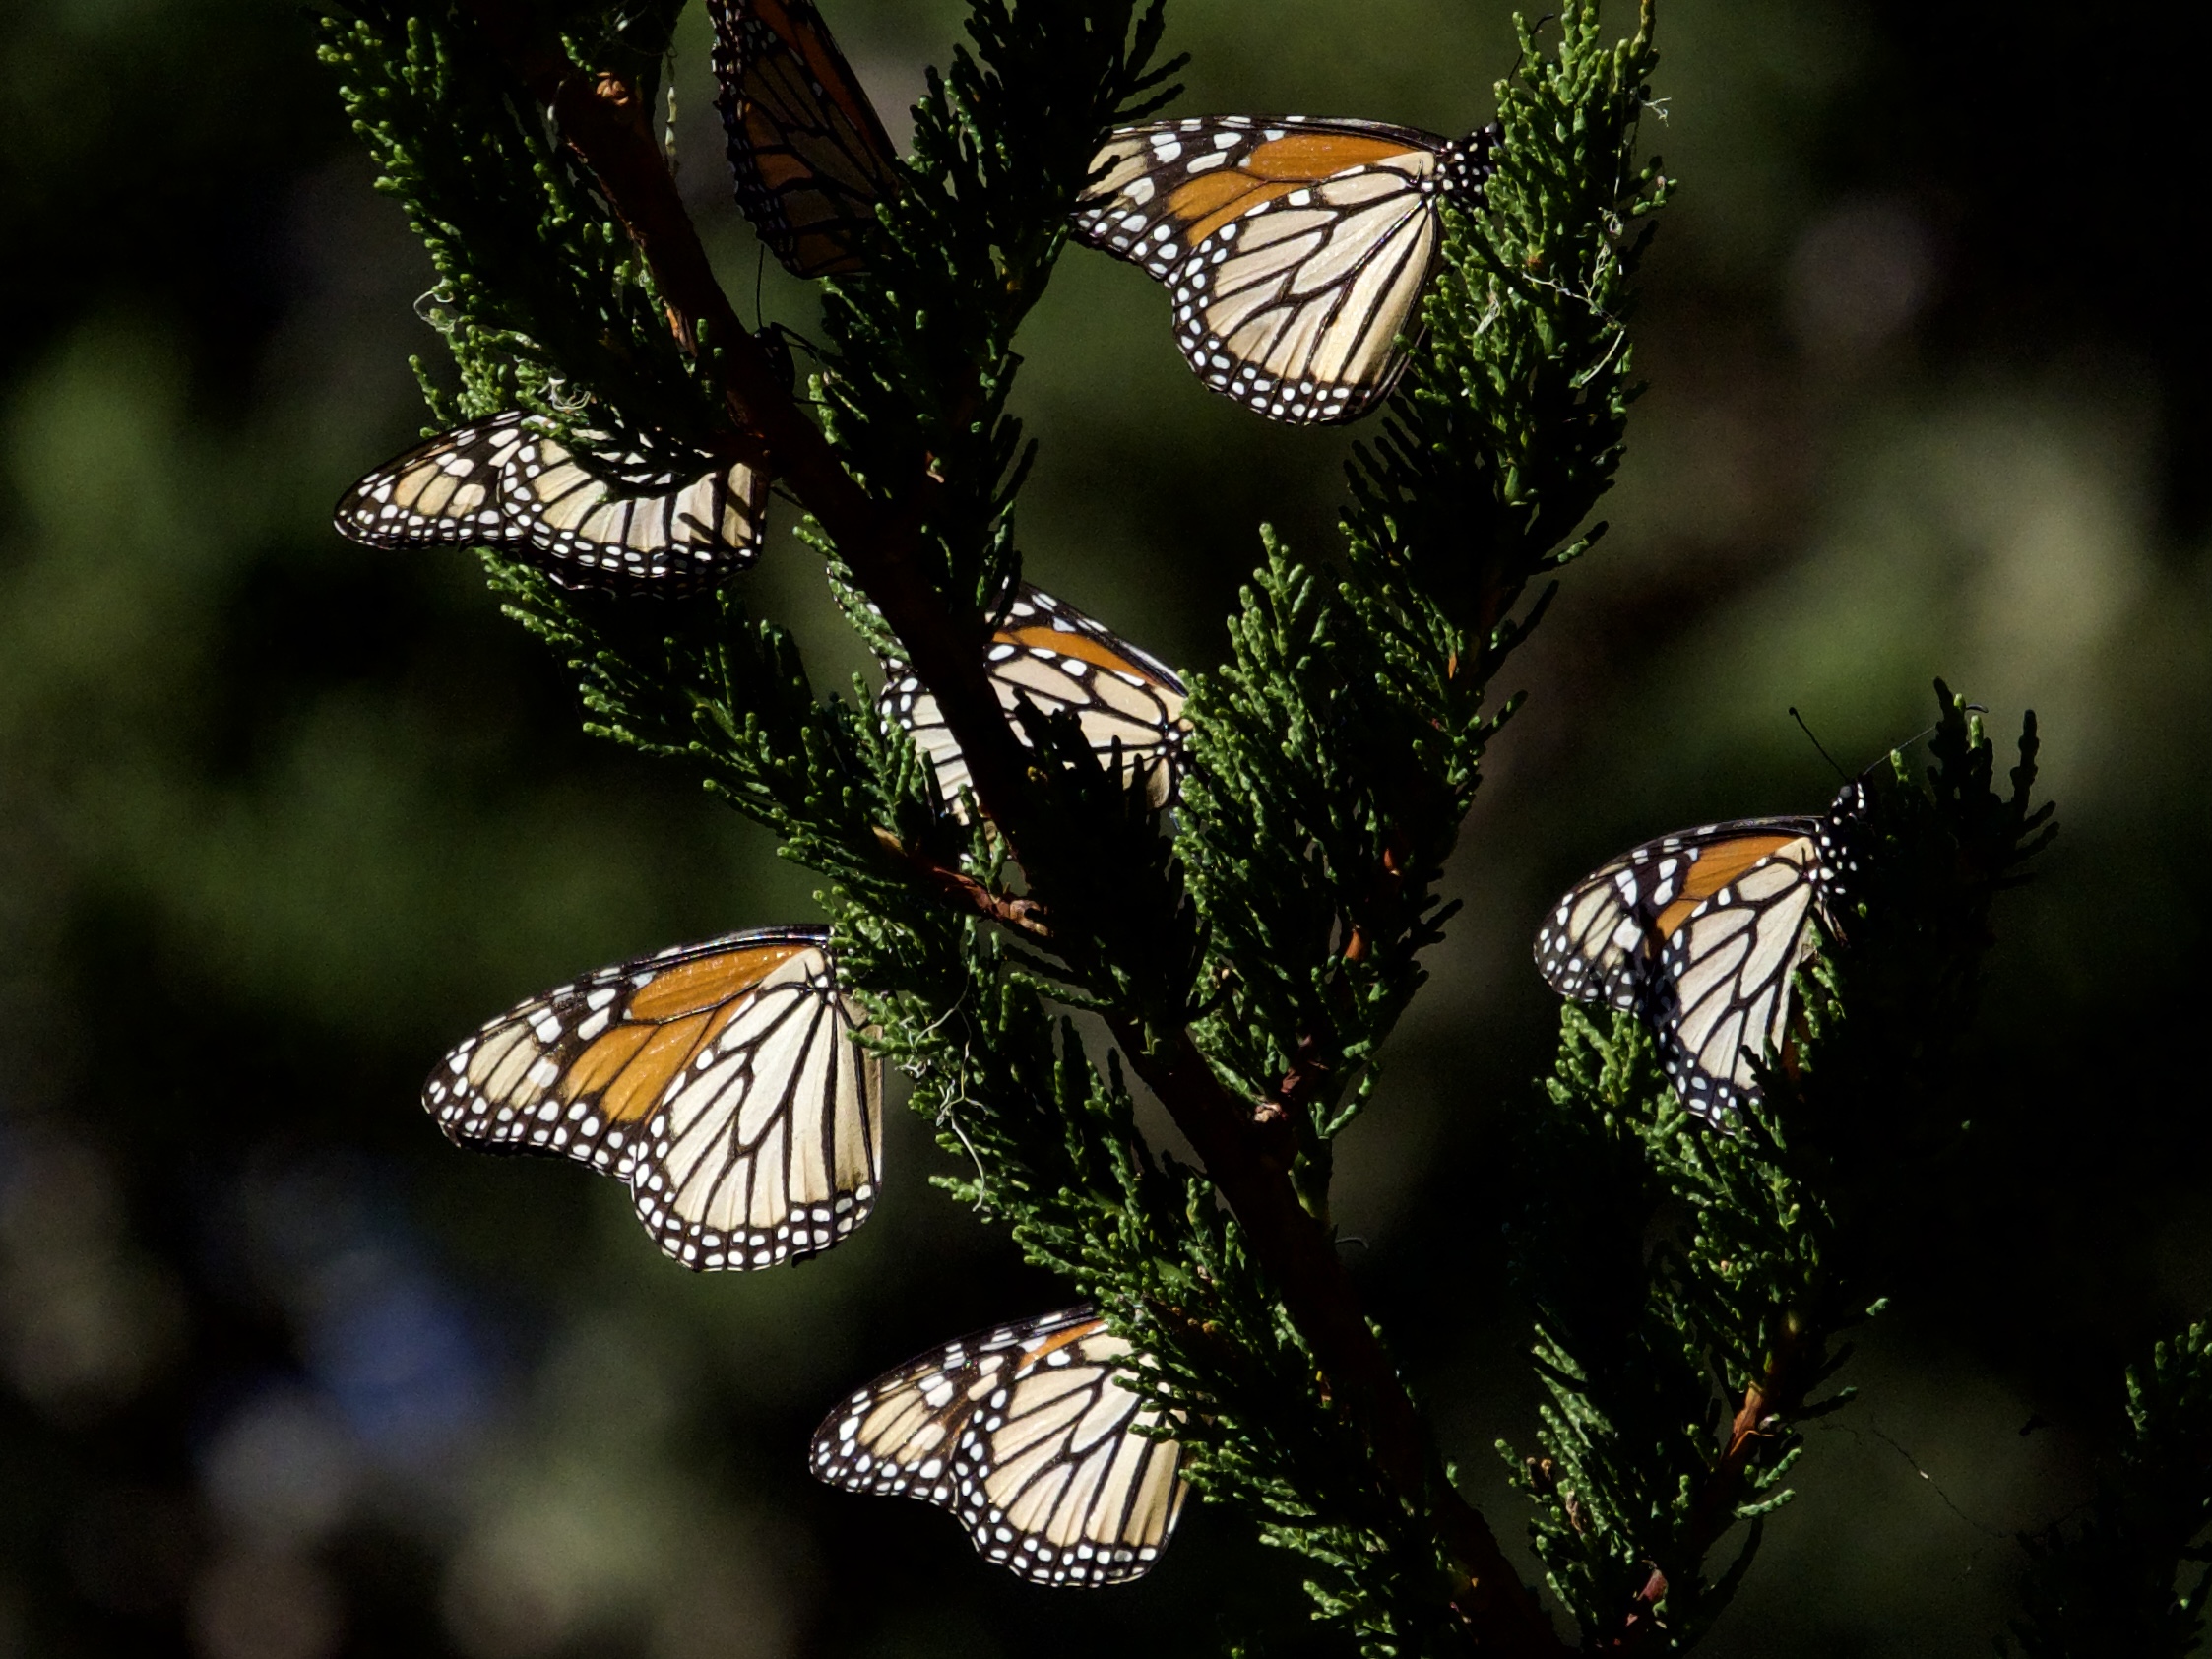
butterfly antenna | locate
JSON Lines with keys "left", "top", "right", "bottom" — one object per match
{"left": 1789, "top": 706, "right": 1850, "bottom": 783}
{"left": 752, "top": 245, "right": 768, "bottom": 332}
{"left": 1887, "top": 704, "right": 1988, "bottom": 761}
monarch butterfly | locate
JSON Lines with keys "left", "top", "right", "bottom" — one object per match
{"left": 1071, "top": 115, "right": 1499, "bottom": 424}
{"left": 709, "top": 0, "right": 897, "bottom": 277}
{"left": 879, "top": 584, "right": 1189, "bottom": 812}
{"left": 1534, "top": 781, "right": 1873, "bottom": 1122}
{"left": 334, "top": 412, "right": 766, "bottom": 595}
{"left": 810, "top": 1305, "right": 1190, "bottom": 1586}
{"left": 422, "top": 925, "right": 882, "bottom": 1269}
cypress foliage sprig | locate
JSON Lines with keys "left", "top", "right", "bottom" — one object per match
{"left": 2007, "top": 1319, "right": 2212, "bottom": 1658}
{"left": 808, "top": 0, "right": 1177, "bottom": 611}
{"left": 1504, "top": 686, "right": 2055, "bottom": 1651}
{"left": 1178, "top": 0, "right": 1667, "bottom": 1184}
{"left": 1343, "top": 1, "right": 1667, "bottom": 606}
{"left": 321, "top": 0, "right": 2051, "bottom": 1652}
{"left": 321, "top": 3, "right": 722, "bottom": 454}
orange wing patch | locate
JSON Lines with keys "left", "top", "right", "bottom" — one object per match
{"left": 1018, "top": 1318, "right": 1106, "bottom": 1370}
{"left": 1166, "top": 173, "right": 1296, "bottom": 243}
{"left": 1652, "top": 834, "right": 1803, "bottom": 943}
{"left": 558, "top": 1025, "right": 657, "bottom": 1111}
{"left": 571, "top": 942, "right": 813, "bottom": 1125}
{"left": 600, "top": 1019, "right": 717, "bottom": 1125}
{"left": 626, "top": 941, "right": 806, "bottom": 1019}
{"left": 1243, "top": 131, "right": 1422, "bottom": 179}
{"left": 997, "top": 623, "right": 1165, "bottom": 681}
{"left": 1165, "top": 135, "right": 1426, "bottom": 246}
{"left": 422, "top": 925, "right": 883, "bottom": 1271}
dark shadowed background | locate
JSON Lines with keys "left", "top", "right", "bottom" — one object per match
{"left": 4, "top": 2, "right": 2210, "bottom": 1655}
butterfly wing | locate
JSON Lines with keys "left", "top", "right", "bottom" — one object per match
{"left": 710, "top": 0, "right": 897, "bottom": 277}
{"left": 498, "top": 428, "right": 766, "bottom": 593}
{"left": 809, "top": 1311, "right": 1043, "bottom": 1508}
{"left": 959, "top": 1315, "right": 1190, "bottom": 1585}
{"left": 879, "top": 585, "right": 1188, "bottom": 813}
{"left": 1074, "top": 116, "right": 1466, "bottom": 424}
{"left": 1645, "top": 835, "right": 1827, "bottom": 1120}
{"left": 422, "top": 925, "right": 882, "bottom": 1269}
{"left": 1536, "top": 816, "right": 1831, "bottom": 1120}
{"left": 1535, "top": 816, "right": 1826, "bottom": 1009}
{"left": 336, "top": 413, "right": 767, "bottom": 596}
{"left": 334, "top": 417, "right": 529, "bottom": 549}
{"left": 811, "top": 1306, "right": 1189, "bottom": 1587}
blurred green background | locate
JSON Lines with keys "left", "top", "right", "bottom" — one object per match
{"left": 5, "top": 1, "right": 2210, "bottom": 1654}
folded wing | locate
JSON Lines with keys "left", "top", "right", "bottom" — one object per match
{"left": 335, "top": 412, "right": 765, "bottom": 595}
{"left": 811, "top": 1305, "right": 1190, "bottom": 1586}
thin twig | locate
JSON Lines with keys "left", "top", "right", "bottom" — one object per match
{"left": 872, "top": 828, "right": 1051, "bottom": 938}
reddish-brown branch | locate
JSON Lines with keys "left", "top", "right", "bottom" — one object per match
{"left": 1113, "top": 1023, "right": 1565, "bottom": 1657}
{"left": 451, "top": 12, "right": 1563, "bottom": 1650}
{"left": 873, "top": 829, "right": 1050, "bottom": 939}
{"left": 1599, "top": 1325, "right": 1816, "bottom": 1653}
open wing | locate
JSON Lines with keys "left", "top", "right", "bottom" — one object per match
{"left": 423, "top": 925, "right": 881, "bottom": 1268}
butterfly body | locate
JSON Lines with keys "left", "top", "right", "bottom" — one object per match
{"left": 811, "top": 1305, "right": 1189, "bottom": 1586}
{"left": 880, "top": 585, "right": 1189, "bottom": 813}
{"left": 1073, "top": 115, "right": 1498, "bottom": 423}
{"left": 1536, "top": 782, "right": 1870, "bottom": 1120}
{"left": 334, "top": 412, "right": 765, "bottom": 594}
{"left": 424, "top": 925, "right": 881, "bottom": 1268}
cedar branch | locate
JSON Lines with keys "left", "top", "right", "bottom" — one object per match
{"left": 452, "top": 9, "right": 1560, "bottom": 1647}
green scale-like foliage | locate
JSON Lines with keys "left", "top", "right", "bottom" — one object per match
{"left": 310, "top": 0, "right": 2151, "bottom": 1652}
{"left": 2008, "top": 1318, "right": 2212, "bottom": 1658}
{"left": 806, "top": 0, "right": 1177, "bottom": 609}
{"left": 323, "top": 2, "right": 722, "bottom": 457}
{"left": 1505, "top": 688, "right": 2056, "bottom": 1649}
{"left": 1180, "top": 2, "right": 1668, "bottom": 1178}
